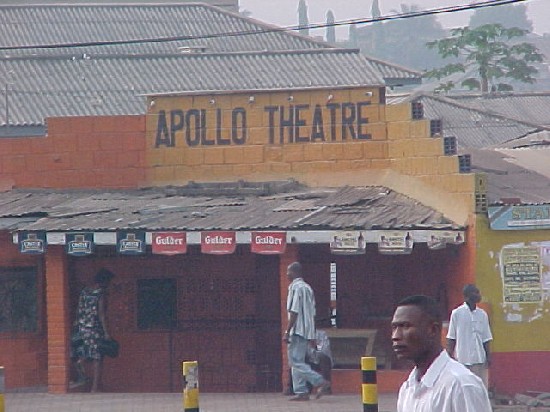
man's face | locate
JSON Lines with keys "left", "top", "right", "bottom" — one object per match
{"left": 391, "top": 305, "right": 437, "bottom": 364}
{"left": 465, "top": 287, "right": 481, "bottom": 305}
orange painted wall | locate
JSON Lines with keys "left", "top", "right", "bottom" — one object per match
{"left": 0, "top": 116, "right": 146, "bottom": 189}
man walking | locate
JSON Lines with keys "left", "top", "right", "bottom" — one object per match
{"left": 447, "top": 284, "right": 493, "bottom": 388}
{"left": 392, "top": 295, "right": 491, "bottom": 411}
{"left": 283, "top": 262, "right": 330, "bottom": 401}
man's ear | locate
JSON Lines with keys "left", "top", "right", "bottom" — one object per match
{"left": 428, "top": 321, "right": 442, "bottom": 339}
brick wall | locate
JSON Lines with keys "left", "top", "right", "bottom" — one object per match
{"left": 0, "top": 232, "right": 47, "bottom": 390}
{"left": 0, "top": 115, "right": 146, "bottom": 189}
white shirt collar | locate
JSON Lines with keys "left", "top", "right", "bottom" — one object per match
{"left": 406, "top": 350, "right": 450, "bottom": 389}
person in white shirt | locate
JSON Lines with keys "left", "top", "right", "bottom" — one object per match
{"left": 447, "top": 284, "right": 493, "bottom": 388}
{"left": 392, "top": 295, "right": 491, "bottom": 412}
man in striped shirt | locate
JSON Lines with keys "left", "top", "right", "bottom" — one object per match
{"left": 283, "top": 262, "right": 331, "bottom": 401}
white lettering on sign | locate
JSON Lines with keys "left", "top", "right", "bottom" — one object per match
{"left": 205, "top": 235, "right": 233, "bottom": 245}
{"left": 155, "top": 236, "right": 184, "bottom": 245}
{"left": 254, "top": 235, "right": 283, "bottom": 245}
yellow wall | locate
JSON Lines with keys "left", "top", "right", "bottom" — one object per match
{"left": 476, "top": 214, "right": 550, "bottom": 352}
{"left": 145, "top": 88, "right": 475, "bottom": 223}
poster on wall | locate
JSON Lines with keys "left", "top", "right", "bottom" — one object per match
{"left": 18, "top": 231, "right": 47, "bottom": 254}
{"left": 65, "top": 233, "right": 94, "bottom": 256}
{"left": 500, "top": 246, "right": 542, "bottom": 303}
{"left": 117, "top": 231, "right": 146, "bottom": 255}
{"left": 377, "top": 231, "right": 413, "bottom": 255}
{"left": 201, "top": 231, "right": 236, "bottom": 254}
{"left": 250, "top": 231, "right": 286, "bottom": 254}
{"left": 329, "top": 231, "right": 366, "bottom": 255}
{"left": 152, "top": 232, "right": 187, "bottom": 255}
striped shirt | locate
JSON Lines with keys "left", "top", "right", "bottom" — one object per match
{"left": 287, "top": 277, "right": 316, "bottom": 340}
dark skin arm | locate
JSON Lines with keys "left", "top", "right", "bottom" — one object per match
{"left": 98, "top": 295, "right": 110, "bottom": 340}
{"left": 483, "top": 341, "right": 491, "bottom": 366}
{"left": 446, "top": 338, "right": 456, "bottom": 359}
{"left": 283, "top": 311, "right": 297, "bottom": 342}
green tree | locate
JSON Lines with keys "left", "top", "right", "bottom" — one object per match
{"left": 426, "top": 24, "right": 544, "bottom": 93}
{"left": 298, "top": 0, "right": 309, "bottom": 36}
{"left": 469, "top": 3, "right": 532, "bottom": 32}
{"left": 326, "top": 10, "right": 336, "bottom": 43}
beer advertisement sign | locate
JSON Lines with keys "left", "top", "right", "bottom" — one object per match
{"left": 250, "top": 231, "right": 286, "bottom": 254}
{"left": 152, "top": 232, "right": 187, "bottom": 255}
{"left": 201, "top": 231, "right": 236, "bottom": 254}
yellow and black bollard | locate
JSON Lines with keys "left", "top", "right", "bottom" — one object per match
{"left": 0, "top": 366, "right": 4, "bottom": 412}
{"left": 183, "top": 361, "right": 199, "bottom": 412}
{"left": 361, "top": 357, "right": 378, "bottom": 412}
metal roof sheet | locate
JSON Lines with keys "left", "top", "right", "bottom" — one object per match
{"left": 0, "top": 3, "right": 326, "bottom": 57}
{"left": 448, "top": 92, "right": 550, "bottom": 127}
{"left": 0, "top": 3, "right": 420, "bottom": 129}
{"left": 0, "top": 183, "right": 461, "bottom": 232}
{"left": 470, "top": 148, "right": 550, "bottom": 204}
{"left": 0, "top": 50, "right": 385, "bottom": 127}
{"left": 388, "top": 93, "right": 546, "bottom": 149}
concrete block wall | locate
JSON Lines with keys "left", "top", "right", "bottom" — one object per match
{"left": 0, "top": 116, "right": 146, "bottom": 189}
{"left": 145, "top": 88, "right": 389, "bottom": 184}
{"left": 384, "top": 103, "right": 475, "bottom": 213}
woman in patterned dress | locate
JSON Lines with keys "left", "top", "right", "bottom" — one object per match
{"left": 73, "top": 268, "right": 115, "bottom": 392}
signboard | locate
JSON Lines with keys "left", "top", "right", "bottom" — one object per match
{"left": 65, "top": 233, "right": 94, "bottom": 256}
{"left": 117, "top": 231, "right": 146, "bottom": 255}
{"left": 152, "top": 232, "right": 187, "bottom": 255}
{"left": 377, "top": 231, "right": 413, "bottom": 255}
{"left": 18, "top": 231, "right": 47, "bottom": 254}
{"left": 250, "top": 231, "right": 286, "bottom": 254}
{"left": 329, "top": 231, "right": 366, "bottom": 255}
{"left": 201, "top": 231, "right": 236, "bottom": 254}
{"left": 500, "top": 246, "right": 542, "bottom": 303}
{"left": 489, "top": 205, "right": 550, "bottom": 230}
{"left": 426, "top": 231, "right": 465, "bottom": 250}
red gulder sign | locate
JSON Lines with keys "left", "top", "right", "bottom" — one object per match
{"left": 152, "top": 232, "right": 187, "bottom": 255}
{"left": 201, "top": 231, "right": 236, "bottom": 254}
{"left": 251, "top": 231, "right": 286, "bottom": 254}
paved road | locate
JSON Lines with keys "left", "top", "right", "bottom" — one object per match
{"left": 5, "top": 392, "right": 399, "bottom": 412}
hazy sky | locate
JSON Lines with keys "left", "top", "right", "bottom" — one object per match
{"left": 240, "top": 0, "right": 550, "bottom": 40}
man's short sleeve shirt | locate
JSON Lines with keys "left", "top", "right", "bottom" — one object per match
{"left": 397, "top": 351, "right": 492, "bottom": 412}
{"left": 287, "top": 278, "right": 316, "bottom": 340}
{"left": 447, "top": 303, "right": 493, "bottom": 365}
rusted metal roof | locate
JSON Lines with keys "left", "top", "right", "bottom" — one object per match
{"left": 0, "top": 182, "right": 461, "bottom": 232}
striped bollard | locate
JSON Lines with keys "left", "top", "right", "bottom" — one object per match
{"left": 361, "top": 357, "right": 378, "bottom": 412}
{"left": 183, "top": 361, "right": 199, "bottom": 412}
{"left": 0, "top": 366, "right": 4, "bottom": 412}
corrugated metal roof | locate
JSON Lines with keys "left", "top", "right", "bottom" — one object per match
{"left": 0, "top": 183, "right": 461, "bottom": 232}
{"left": 0, "top": 3, "right": 421, "bottom": 129}
{"left": 0, "top": 3, "right": 326, "bottom": 57}
{"left": 388, "top": 93, "right": 546, "bottom": 149}
{"left": 0, "top": 50, "right": 385, "bottom": 127}
{"left": 470, "top": 148, "right": 550, "bottom": 204}
{"left": 448, "top": 92, "right": 550, "bottom": 126}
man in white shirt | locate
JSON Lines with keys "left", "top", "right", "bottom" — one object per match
{"left": 447, "top": 284, "right": 493, "bottom": 388}
{"left": 392, "top": 295, "right": 491, "bottom": 412}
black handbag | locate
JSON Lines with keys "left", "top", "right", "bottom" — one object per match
{"left": 71, "top": 328, "right": 84, "bottom": 350}
{"left": 98, "top": 338, "right": 120, "bottom": 358}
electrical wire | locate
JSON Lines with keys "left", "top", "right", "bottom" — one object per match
{"left": 0, "top": 0, "right": 528, "bottom": 51}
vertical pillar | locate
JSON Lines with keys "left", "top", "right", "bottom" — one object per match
{"left": 45, "top": 246, "right": 70, "bottom": 394}
{"left": 279, "top": 244, "right": 299, "bottom": 394}
{"left": 0, "top": 366, "right": 4, "bottom": 412}
{"left": 361, "top": 357, "right": 378, "bottom": 412}
{"left": 182, "top": 361, "right": 199, "bottom": 412}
